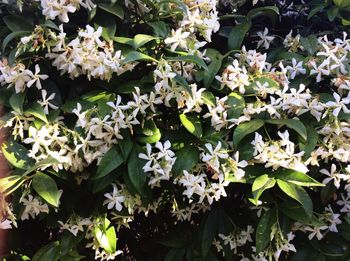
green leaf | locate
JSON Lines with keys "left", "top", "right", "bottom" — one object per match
{"left": 172, "top": 145, "right": 200, "bottom": 177}
{"left": 0, "top": 175, "right": 25, "bottom": 195}
{"left": 9, "top": 92, "right": 25, "bottom": 114}
{"left": 165, "top": 248, "right": 186, "bottom": 261}
{"left": 273, "top": 169, "right": 324, "bottom": 187}
{"left": 148, "top": 21, "right": 170, "bottom": 38}
{"left": 299, "top": 125, "right": 318, "bottom": 159}
{"left": 98, "top": 3, "right": 124, "bottom": 19}
{"left": 137, "top": 120, "right": 161, "bottom": 144}
{"left": 247, "top": 6, "right": 280, "bottom": 21}
{"left": 255, "top": 207, "right": 277, "bottom": 253}
{"left": 179, "top": 113, "right": 202, "bottom": 138}
{"left": 25, "top": 103, "right": 48, "bottom": 123}
{"left": 300, "top": 35, "right": 318, "bottom": 55}
{"left": 118, "top": 132, "right": 133, "bottom": 162}
{"left": 32, "top": 241, "right": 60, "bottom": 261}
{"left": 2, "top": 31, "right": 31, "bottom": 51}
{"left": 327, "top": 6, "right": 339, "bottom": 21}
{"left": 93, "top": 146, "right": 123, "bottom": 180}
{"left": 227, "top": 20, "right": 251, "bottom": 50}
{"left": 127, "top": 146, "right": 147, "bottom": 195}
{"left": 3, "top": 16, "right": 34, "bottom": 32}
{"left": 165, "top": 55, "right": 208, "bottom": 71}
{"left": 203, "top": 49, "right": 222, "bottom": 88}
{"left": 93, "top": 14, "right": 116, "bottom": 41}
{"left": 277, "top": 179, "right": 313, "bottom": 217}
{"left": 23, "top": 157, "right": 60, "bottom": 176}
{"left": 59, "top": 231, "right": 85, "bottom": 256}
{"left": 172, "top": 73, "right": 192, "bottom": 94}
{"left": 227, "top": 92, "right": 245, "bottom": 119}
{"left": 252, "top": 174, "right": 276, "bottom": 205}
{"left": 233, "top": 119, "right": 264, "bottom": 147}
{"left": 202, "top": 209, "right": 219, "bottom": 257}
{"left": 93, "top": 217, "right": 117, "bottom": 253}
{"left": 2, "top": 140, "right": 35, "bottom": 169}
{"left": 266, "top": 118, "right": 307, "bottom": 141}
{"left": 122, "top": 51, "right": 158, "bottom": 63}
{"left": 201, "top": 91, "right": 216, "bottom": 107}
{"left": 32, "top": 171, "right": 61, "bottom": 207}
{"left": 133, "top": 34, "right": 157, "bottom": 49}
{"left": 279, "top": 201, "right": 325, "bottom": 226}
{"left": 308, "top": 4, "right": 324, "bottom": 20}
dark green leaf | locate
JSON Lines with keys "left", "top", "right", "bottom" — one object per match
{"left": 266, "top": 119, "right": 307, "bottom": 141}
{"left": 98, "top": 3, "right": 124, "bottom": 19}
{"left": 148, "top": 21, "right": 170, "bottom": 38}
{"left": 227, "top": 20, "right": 251, "bottom": 50}
{"left": 127, "top": 146, "right": 147, "bottom": 195}
{"left": 227, "top": 92, "right": 245, "bottom": 119}
{"left": 300, "top": 35, "right": 318, "bottom": 55}
{"left": 93, "top": 146, "right": 123, "bottom": 180}
{"left": 166, "top": 55, "right": 208, "bottom": 71}
{"left": 32, "top": 241, "right": 60, "bottom": 261}
{"left": 233, "top": 119, "right": 264, "bottom": 147}
{"left": 202, "top": 209, "right": 219, "bottom": 257}
{"left": 256, "top": 207, "right": 277, "bottom": 253}
{"left": 3, "top": 16, "right": 34, "bottom": 32}
{"left": 172, "top": 145, "right": 200, "bottom": 177}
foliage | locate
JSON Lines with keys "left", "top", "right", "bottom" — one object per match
{"left": 0, "top": 0, "right": 350, "bottom": 260}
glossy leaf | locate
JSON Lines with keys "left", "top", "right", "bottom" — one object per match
{"left": 256, "top": 207, "right": 277, "bottom": 253}
{"left": 252, "top": 174, "right": 276, "bottom": 205}
{"left": 277, "top": 179, "right": 313, "bottom": 217}
{"left": 93, "top": 217, "right": 117, "bottom": 253}
{"left": 179, "top": 113, "right": 202, "bottom": 138}
{"left": 93, "top": 146, "right": 123, "bottom": 180}
{"left": 233, "top": 119, "right": 264, "bottom": 147}
{"left": 32, "top": 171, "right": 61, "bottom": 207}
{"left": 172, "top": 145, "right": 200, "bottom": 177}
{"left": 228, "top": 20, "right": 251, "bottom": 50}
{"left": 2, "top": 140, "right": 35, "bottom": 169}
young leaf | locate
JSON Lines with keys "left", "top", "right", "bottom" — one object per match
{"left": 277, "top": 179, "right": 313, "bottom": 217}
{"left": 172, "top": 145, "right": 200, "bottom": 177}
{"left": 255, "top": 207, "right": 277, "bottom": 253}
{"left": 179, "top": 113, "right": 203, "bottom": 138}
{"left": 122, "top": 51, "right": 158, "bottom": 63}
{"left": 32, "top": 171, "right": 61, "bottom": 207}
{"left": 233, "top": 119, "right": 264, "bottom": 147}
{"left": 93, "top": 146, "right": 123, "bottom": 180}
{"left": 93, "top": 217, "right": 117, "bottom": 253}
{"left": 133, "top": 34, "right": 157, "bottom": 49}
{"left": 252, "top": 174, "right": 276, "bottom": 205}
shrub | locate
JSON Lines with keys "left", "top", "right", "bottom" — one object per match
{"left": 1, "top": 0, "right": 350, "bottom": 260}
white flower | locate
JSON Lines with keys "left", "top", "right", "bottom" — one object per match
{"left": 38, "top": 89, "right": 59, "bottom": 114}
{"left": 304, "top": 225, "right": 328, "bottom": 240}
{"left": 20, "top": 194, "right": 49, "bottom": 220}
{"left": 164, "top": 29, "right": 190, "bottom": 51}
{"left": 201, "top": 142, "right": 229, "bottom": 172}
{"left": 325, "top": 92, "right": 350, "bottom": 117}
{"left": 286, "top": 58, "right": 306, "bottom": 79}
{"left": 103, "top": 184, "right": 125, "bottom": 211}
{"left": 320, "top": 164, "right": 348, "bottom": 188}
{"left": 26, "top": 64, "right": 49, "bottom": 90}
{"left": 256, "top": 28, "right": 275, "bottom": 49}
